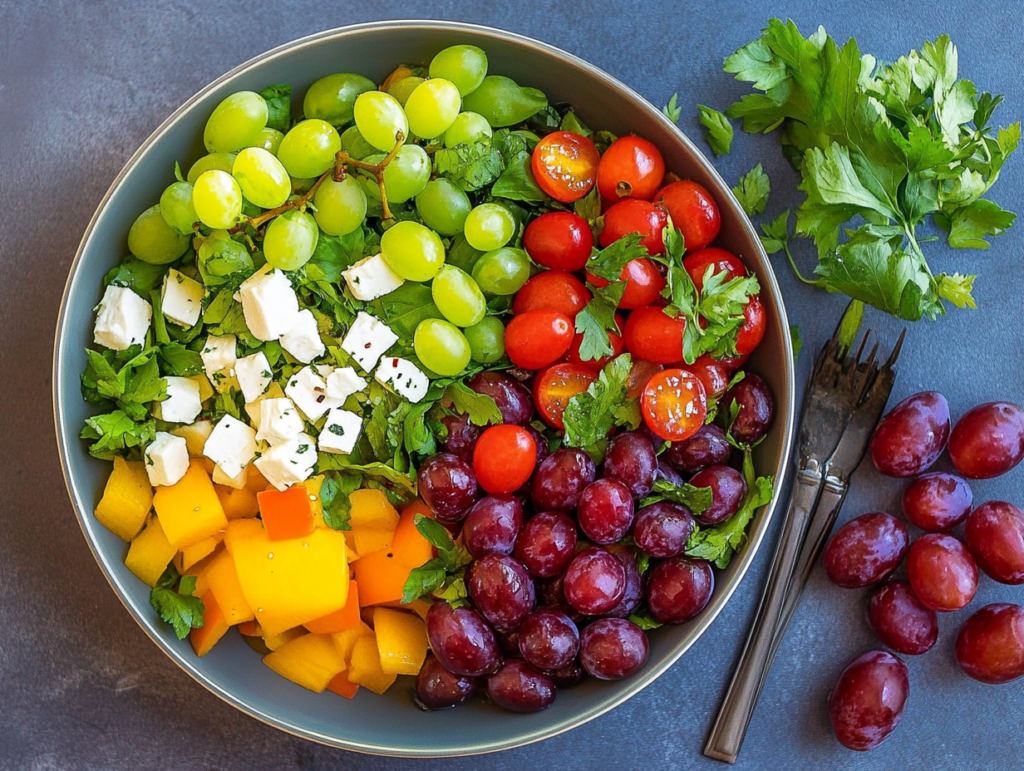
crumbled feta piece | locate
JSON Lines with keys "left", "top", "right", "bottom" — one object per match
{"left": 255, "top": 432, "right": 317, "bottom": 491}
{"left": 326, "top": 367, "right": 368, "bottom": 403}
{"left": 284, "top": 366, "right": 343, "bottom": 421}
{"left": 235, "top": 351, "right": 273, "bottom": 403}
{"left": 93, "top": 285, "right": 151, "bottom": 351}
{"left": 318, "top": 408, "right": 363, "bottom": 455}
{"left": 156, "top": 376, "right": 203, "bottom": 424}
{"left": 280, "top": 308, "right": 326, "bottom": 364}
{"left": 341, "top": 312, "right": 398, "bottom": 372}
{"left": 255, "top": 397, "right": 305, "bottom": 446}
{"left": 144, "top": 432, "right": 190, "bottom": 487}
{"left": 374, "top": 357, "right": 430, "bottom": 404}
{"left": 203, "top": 415, "right": 257, "bottom": 479}
{"left": 342, "top": 253, "right": 404, "bottom": 301}
{"left": 212, "top": 462, "right": 249, "bottom": 490}
{"left": 160, "top": 269, "right": 204, "bottom": 328}
{"left": 200, "top": 334, "right": 237, "bottom": 393}
{"left": 235, "top": 267, "right": 301, "bottom": 341}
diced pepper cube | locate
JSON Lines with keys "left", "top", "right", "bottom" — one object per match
{"left": 190, "top": 591, "right": 230, "bottom": 657}
{"left": 332, "top": 621, "right": 373, "bottom": 663}
{"left": 348, "top": 489, "right": 400, "bottom": 531}
{"left": 352, "top": 549, "right": 410, "bottom": 607}
{"left": 222, "top": 517, "right": 265, "bottom": 554}
{"left": 124, "top": 516, "right": 178, "bottom": 587}
{"left": 215, "top": 485, "right": 260, "bottom": 520}
{"left": 95, "top": 457, "right": 153, "bottom": 541}
{"left": 258, "top": 486, "right": 314, "bottom": 541}
{"left": 201, "top": 549, "right": 254, "bottom": 625}
{"left": 264, "top": 627, "right": 306, "bottom": 651}
{"left": 153, "top": 459, "right": 227, "bottom": 549}
{"left": 326, "top": 670, "right": 360, "bottom": 699}
{"left": 181, "top": 534, "right": 222, "bottom": 572}
{"left": 347, "top": 633, "right": 397, "bottom": 695}
{"left": 392, "top": 501, "right": 435, "bottom": 569}
{"left": 263, "top": 633, "right": 347, "bottom": 693}
{"left": 373, "top": 607, "right": 428, "bottom": 676}
{"left": 304, "top": 580, "right": 360, "bottom": 634}
{"left": 351, "top": 527, "right": 394, "bottom": 557}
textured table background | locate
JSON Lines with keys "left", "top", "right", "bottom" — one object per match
{"left": 3, "top": 1, "right": 1023, "bottom": 769}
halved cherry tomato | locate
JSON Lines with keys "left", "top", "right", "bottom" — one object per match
{"left": 473, "top": 425, "right": 537, "bottom": 494}
{"left": 684, "top": 354, "right": 731, "bottom": 400}
{"left": 683, "top": 247, "right": 746, "bottom": 292}
{"left": 642, "top": 368, "right": 708, "bottom": 442}
{"left": 523, "top": 211, "right": 593, "bottom": 271}
{"left": 735, "top": 294, "right": 766, "bottom": 356}
{"left": 599, "top": 199, "right": 669, "bottom": 255}
{"left": 626, "top": 358, "right": 664, "bottom": 399}
{"left": 533, "top": 362, "right": 597, "bottom": 429}
{"left": 531, "top": 131, "right": 600, "bottom": 203}
{"left": 597, "top": 136, "right": 665, "bottom": 201}
{"left": 505, "top": 309, "right": 575, "bottom": 370}
{"left": 653, "top": 180, "right": 721, "bottom": 252}
{"left": 566, "top": 314, "right": 625, "bottom": 373}
{"left": 587, "top": 257, "right": 666, "bottom": 309}
{"left": 624, "top": 306, "right": 687, "bottom": 365}
{"left": 512, "top": 270, "right": 591, "bottom": 319}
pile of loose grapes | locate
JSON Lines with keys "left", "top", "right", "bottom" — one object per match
{"left": 821, "top": 393, "right": 1024, "bottom": 751}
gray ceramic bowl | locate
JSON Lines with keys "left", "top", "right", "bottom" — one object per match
{"left": 53, "top": 20, "right": 795, "bottom": 757}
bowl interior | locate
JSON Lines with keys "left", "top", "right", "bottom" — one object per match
{"left": 54, "top": 20, "right": 794, "bottom": 757}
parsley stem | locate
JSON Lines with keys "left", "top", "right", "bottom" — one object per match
{"left": 782, "top": 239, "right": 817, "bottom": 285}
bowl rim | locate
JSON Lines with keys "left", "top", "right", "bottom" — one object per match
{"left": 53, "top": 18, "right": 796, "bottom": 757}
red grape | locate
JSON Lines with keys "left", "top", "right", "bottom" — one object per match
{"left": 725, "top": 374, "right": 774, "bottom": 445}
{"left": 869, "top": 392, "right": 950, "bottom": 477}
{"left": 466, "top": 554, "right": 536, "bottom": 631}
{"left": 577, "top": 479, "right": 635, "bottom": 544}
{"left": 867, "top": 581, "right": 938, "bottom": 655}
{"left": 426, "top": 601, "right": 502, "bottom": 677}
{"left": 632, "top": 502, "right": 695, "bottom": 558}
{"left": 517, "top": 607, "right": 580, "bottom": 671}
{"left": 418, "top": 453, "right": 478, "bottom": 523}
{"left": 906, "top": 533, "right": 978, "bottom": 612}
{"left": 531, "top": 448, "right": 596, "bottom": 511}
{"left": 646, "top": 556, "right": 714, "bottom": 623}
{"left": 467, "top": 371, "right": 533, "bottom": 426}
{"left": 823, "top": 512, "right": 909, "bottom": 588}
{"left": 955, "top": 603, "right": 1024, "bottom": 684}
{"left": 689, "top": 465, "right": 746, "bottom": 525}
{"left": 964, "top": 501, "right": 1024, "bottom": 584}
{"left": 440, "top": 413, "right": 479, "bottom": 462}
{"left": 545, "top": 660, "right": 585, "bottom": 688}
{"left": 462, "top": 495, "right": 523, "bottom": 558}
{"left": 486, "top": 659, "right": 556, "bottom": 713}
{"left": 828, "top": 651, "right": 909, "bottom": 751}
{"left": 414, "top": 653, "right": 479, "bottom": 711}
{"left": 949, "top": 402, "right": 1024, "bottom": 479}
{"left": 579, "top": 618, "right": 649, "bottom": 680}
{"left": 514, "top": 511, "right": 577, "bottom": 579}
{"left": 563, "top": 547, "right": 626, "bottom": 615}
{"left": 603, "top": 543, "right": 644, "bottom": 618}
{"left": 602, "top": 432, "right": 657, "bottom": 498}
{"left": 663, "top": 424, "right": 731, "bottom": 474}
{"left": 901, "top": 472, "right": 973, "bottom": 532}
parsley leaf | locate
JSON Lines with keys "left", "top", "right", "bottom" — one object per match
{"left": 947, "top": 200, "right": 1017, "bottom": 249}
{"left": 104, "top": 259, "right": 168, "bottom": 294}
{"left": 697, "top": 105, "right": 734, "bottom": 155}
{"left": 158, "top": 343, "right": 204, "bottom": 376}
{"left": 373, "top": 282, "right": 444, "bottom": 338}
{"left": 733, "top": 163, "right": 770, "bottom": 215}
{"left": 562, "top": 354, "right": 636, "bottom": 460}
{"left": 628, "top": 607, "right": 664, "bottom": 631}
{"left": 574, "top": 282, "right": 625, "bottom": 362}
{"left": 259, "top": 84, "right": 292, "bottom": 132}
{"left": 789, "top": 324, "right": 803, "bottom": 361}
{"left": 662, "top": 93, "right": 682, "bottom": 124}
{"left": 434, "top": 139, "right": 505, "bottom": 191}
{"left": 319, "top": 472, "right": 360, "bottom": 531}
{"left": 640, "top": 479, "right": 713, "bottom": 514}
{"left": 150, "top": 565, "right": 204, "bottom": 640}
{"left": 401, "top": 514, "right": 473, "bottom": 603}
{"left": 585, "top": 233, "right": 647, "bottom": 282}
{"left": 81, "top": 410, "right": 156, "bottom": 459}
{"left": 444, "top": 382, "right": 502, "bottom": 426}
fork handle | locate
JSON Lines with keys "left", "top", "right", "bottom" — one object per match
{"left": 703, "top": 463, "right": 824, "bottom": 764}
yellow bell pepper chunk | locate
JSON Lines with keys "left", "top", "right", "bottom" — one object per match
{"left": 153, "top": 459, "right": 227, "bottom": 549}
{"left": 348, "top": 489, "right": 400, "bottom": 530}
{"left": 95, "top": 457, "right": 153, "bottom": 541}
{"left": 124, "top": 516, "right": 177, "bottom": 587}
{"left": 263, "top": 633, "right": 347, "bottom": 693}
{"left": 351, "top": 527, "right": 394, "bottom": 558}
{"left": 348, "top": 632, "right": 397, "bottom": 695}
{"left": 201, "top": 549, "right": 253, "bottom": 625}
{"left": 181, "top": 534, "right": 222, "bottom": 572}
{"left": 373, "top": 607, "right": 428, "bottom": 675}
{"left": 263, "top": 627, "right": 307, "bottom": 651}
{"left": 332, "top": 621, "right": 374, "bottom": 663}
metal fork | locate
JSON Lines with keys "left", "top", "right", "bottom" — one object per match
{"left": 703, "top": 319, "right": 901, "bottom": 764}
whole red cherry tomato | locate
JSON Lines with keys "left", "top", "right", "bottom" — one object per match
{"left": 534, "top": 362, "right": 598, "bottom": 429}
{"left": 566, "top": 314, "right": 625, "bottom": 373}
{"left": 642, "top": 369, "right": 708, "bottom": 442}
{"left": 683, "top": 247, "right": 746, "bottom": 292}
{"left": 735, "top": 294, "right": 766, "bottom": 356}
{"left": 531, "top": 131, "right": 600, "bottom": 203}
{"left": 512, "top": 270, "right": 591, "bottom": 319}
{"left": 523, "top": 211, "right": 593, "bottom": 271}
{"left": 473, "top": 425, "right": 537, "bottom": 494}
{"left": 587, "top": 257, "right": 666, "bottom": 309}
{"left": 597, "top": 136, "right": 665, "bottom": 201}
{"left": 653, "top": 180, "right": 721, "bottom": 251}
{"left": 624, "top": 306, "right": 687, "bottom": 365}
{"left": 685, "top": 354, "right": 731, "bottom": 400}
{"left": 505, "top": 309, "right": 575, "bottom": 370}
{"left": 599, "top": 199, "right": 669, "bottom": 255}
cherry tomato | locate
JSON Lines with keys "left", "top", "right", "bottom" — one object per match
{"left": 566, "top": 314, "right": 625, "bottom": 373}
{"left": 597, "top": 136, "right": 665, "bottom": 201}
{"left": 587, "top": 257, "right": 666, "bottom": 309}
{"left": 531, "top": 131, "right": 600, "bottom": 203}
{"left": 626, "top": 359, "right": 664, "bottom": 399}
{"left": 523, "top": 211, "right": 593, "bottom": 271}
{"left": 534, "top": 362, "right": 598, "bottom": 429}
{"left": 683, "top": 247, "right": 746, "bottom": 292}
{"left": 735, "top": 294, "right": 766, "bottom": 356}
{"left": 599, "top": 199, "right": 669, "bottom": 255}
{"left": 512, "top": 270, "right": 591, "bottom": 319}
{"left": 505, "top": 309, "right": 575, "bottom": 370}
{"left": 642, "top": 369, "right": 708, "bottom": 442}
{"left": 473, "top": 425, "right": 537, "bottom": 494}
{"left": 715, "top": 351, "right": 749, "bottom": 371}
{"left": 653, "top": 180, "right": 721, "bottom": 252}
{"left": 624, "top": 306, "right": 687, "bottom": 365}
{"left": 685, "top": 354, "right": 731, "bottom": 400}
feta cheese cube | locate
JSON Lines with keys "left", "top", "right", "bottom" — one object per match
{"left": 235, "top": 267, "right": 300, "bottom": 341}
{"left": 326, "top": 366, "right": 368, "bottom": 403}
{"left": 144, "top": 432, "right": 190, "bottom": 487}
{"left": 156, "top": 376, "right": 203, "bottom": 424}
{"left": 280, "top": 308, "right": 326, "bottom": 364}
{"left": 200, "top": 334, "right": 237, "bottom": 392}
{"left": 255, "top": 397, "right": 305, "bottom": 446}
{"left": 235, "top": 351, "right": 273, "bottom": 403}
{"left": 255, "top": 432, "right": 317, "bottom": 491}
{"left": 93, "top": 285, "right": 151, "bottom": 351}
{"left": 203, "top": 415, "right": 257, "bottom": 479}
{"left": 318, "top": 409, "right": 363, "bottom": 455}
{"left": 212, "top": 462, "right": 249, "bottom": 490}
{"left": 284, "top": 366, "right": 343, "bottom": 421}
{"left": 374, "top": 357, "right": 430, "bottom": 404}
{"left": 160, "top": 269, "right": 204, "bottom": 328}
{"left": 342, "top": 253, "right": 404, "bottom": 301}
{"left": 341, "top": 312, "right": 398, "bottom": 372}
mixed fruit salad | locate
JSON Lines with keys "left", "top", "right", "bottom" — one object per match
{"left": 81, "top": 43, "right": 775, "bottom": 711}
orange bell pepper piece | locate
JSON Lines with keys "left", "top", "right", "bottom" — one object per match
{"left": 257, "top": 486, "right": 314, "bottom": 541}
{"left": 304, "top": 580, "right": 361, "bottom": 634}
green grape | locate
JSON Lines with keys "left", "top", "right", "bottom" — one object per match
{"left": 277, "top": 119, "right": 341, "bottom": 178}
{"left": 340, "top": 125, "right": 377, "bottom": 160}
{"left": 380, "top": 221, "right": 445, "bottom": 282}
{"left": 232, "top": 147, "right": 291, "bottom": 209}
{"left": 313, "top": 176, "right": 367, "bottom": 236}
{"left": 443, "top": 111, "right": 493, "bottom": 147}
{"left": 464, "top": 316, "right": 506, "bottom": 363}
{"left": 387, "top": 76, "right": 424, "bottom": 106}
{"left": 263, "top": 210, "right": 319, "bottom": 270}
{"left": 192, "top": 170, "right": 243, "bottom": 229}
{"left": 204, "top": 91, "right": 268, "bottom": 153}
{"left": 198, "top": 230, "right": 254, "bottom": 286}
{"left": 127, "top": 205, "right": 190, "bottom": 264}
{"left": 462, "top": 76, "right": 548, "bottom": 127}
{"left": 159, "top": 181, "right": 197, "bottom": 235}
{"left": 291, "top": 176, "right": 318, "bottom": 194}
{"left": 251, "top": 127, "right": 284, "bottom": 155}
{"left": 431, "top": 265, "right": 486, "bottom": 327}
{"left": 464, "top": 203, "right": 515, "bottom": 250}
{"left": 354, "top": 91, "right": 409, "bottom": 152}
{"left": 471, "top": 248, "right": 531, "bottom": 295}
{"left": 414, "top": 318, "right": 471, "bottom": 376}
{"left": 186, "top": 152, "right": 235, "bottom": 183}
{"left": 428, "top": 45, "right": 488, "bottom": 96}
{"left": 405, "top": 78, "right": 461, "bottom": 140}
{"left": 380, "top": 144, "right": 430, "bottom": 203}
{"left": 303, "top": 73, "right": 376, "bottom": 127}
{"left": 415, "top": 179, "right": 472, "bottom": 236}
